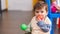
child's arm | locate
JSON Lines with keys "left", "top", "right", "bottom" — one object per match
{"left": 25, "top": 16, "right": 35, "bottom": 32}
{"left": 25, "top": 23, "right": 31, "bottom": 32}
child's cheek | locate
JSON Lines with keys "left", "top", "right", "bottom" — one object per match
{"left": 35, "top": 13, "right": 38, "bottom": 16}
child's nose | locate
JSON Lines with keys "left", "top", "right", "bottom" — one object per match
{"left": 38, "top": 13, "right": 42, "bottom": 15}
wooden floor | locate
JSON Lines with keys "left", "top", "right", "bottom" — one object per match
{"left": 0, "top": 11, "right": 60, "bottom": 34}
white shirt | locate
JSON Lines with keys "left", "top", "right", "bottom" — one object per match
{"left": 31, "top": 16, "right": 52, "bottom": 34}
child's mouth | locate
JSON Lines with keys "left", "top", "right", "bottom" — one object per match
{"left": 37, "top": 15, "right": 44, "bottom": 20}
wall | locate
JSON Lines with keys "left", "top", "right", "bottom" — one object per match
{"left": 1, "top": 0, "right": 6, "bottom": 10}
{"left": 8, "top": 0, "right": 33, "bottom": 11}
{"left": 57, "top": 0, "right": 60, "bottom": 6}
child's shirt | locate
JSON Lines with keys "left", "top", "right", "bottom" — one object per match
{"left": 25, "top": 16, "right": 52, "bottom": 34}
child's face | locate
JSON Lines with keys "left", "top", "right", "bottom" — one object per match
{"left": 35, "top": 7, "right": 48, "bottom": 19}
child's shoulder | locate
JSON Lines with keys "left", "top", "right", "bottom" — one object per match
{"left": 45, "top": 16, "right": 50, "bottom": 20}
{"left": 31, "top": 16, "right": 36, "bottom": 20}
{"left": 30, "top": 16, "right": 37, "bottom": 22}
{"left": 45, "top": 16, "right": 51, "bottom": 24}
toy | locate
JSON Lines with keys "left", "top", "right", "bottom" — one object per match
{"left": 37, "top": 15, "right": 44, "bottom": 20}
{"left": 20, "top": 23, "right": 27, "bottom": 30}
{"left": 51, "top": 6, "right": 57, "bottom": 13}
{"left": 37, "top": 21, "right": 50, "bottom": 32}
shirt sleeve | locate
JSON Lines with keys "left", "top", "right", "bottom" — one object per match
{"left": 25, "top": 22, "right": 31, "bottom": 32}
{"left": 25, "top": 16, "right": 35, "bottom": 32}
{"left": 45, "top": 17, "right": 52, "bottom": 32}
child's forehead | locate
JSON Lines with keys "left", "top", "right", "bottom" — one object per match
{"left": 35, "top": 6, "right": 46, "bottom": 11}
{"left": 35, "top": 8, "right": 42, "bottom": 11}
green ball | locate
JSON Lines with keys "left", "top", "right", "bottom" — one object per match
{"left": 20, "top": 24, "right": 27, "bottom": 30}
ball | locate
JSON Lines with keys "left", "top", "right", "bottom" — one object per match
{"left": 20, "top": 23, "right": 27, "bottom": 30}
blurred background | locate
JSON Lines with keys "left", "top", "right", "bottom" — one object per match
{"left": 0, "top": 0, "right": 60, "bottom": 34}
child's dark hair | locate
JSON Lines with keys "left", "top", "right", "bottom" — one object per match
{"left": 38, "top": 0, "right": 46, "bottom": 2}
{"left": 33, "top": 1, "right": 48, "bottom": 12}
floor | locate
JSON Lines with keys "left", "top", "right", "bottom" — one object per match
{"left": 1, "top": 11, "right": 34, "bottom": 34}
{"left": 0, "top": 11, "right": 60, "bottom": 34}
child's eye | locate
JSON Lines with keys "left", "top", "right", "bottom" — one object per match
{"left": 35, "top": 11, "right": 39, "bottom": 13}
{"left": 41, "top": 11, "right": 44, "bottom": 13}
